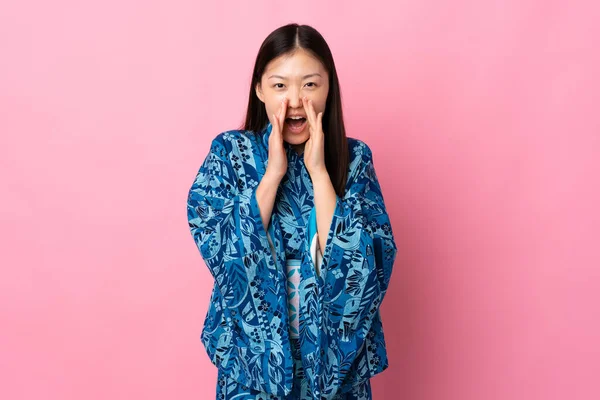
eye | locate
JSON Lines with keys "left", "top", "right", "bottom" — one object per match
{"left": 273, "top": 83, "right": 285, "bottom": 89}
{"left": 305, "top": 82, "right": 317, "bottom": 88}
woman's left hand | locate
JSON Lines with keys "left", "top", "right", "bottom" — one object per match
{"left": 302, "top": 96, "right": 327, "bottom": 177}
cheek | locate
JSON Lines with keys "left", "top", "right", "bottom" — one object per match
{"left": 308, "top": 92, "right": 328, "bottom": 113}
{"left": 311, "top": 99, "right": 327, "bottom": 115}
{"left": 265, "top": 103, "right": 279, "bottom": 124}
{"left": 265, "top": 101, "right": 277, "bottom": 118}
{"left": 266, "top": 97, "right": 286, "bottom": 117}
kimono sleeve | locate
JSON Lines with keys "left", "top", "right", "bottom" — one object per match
{"left": 186, "top": 136, "right": 278, "bottom": 344}
{"left": 318, "top": 143, "right": 397, "bottom": 392}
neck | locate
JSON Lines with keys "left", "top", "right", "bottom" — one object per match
{"left": 291, "top": 143, "right": 305, "bottom": 155}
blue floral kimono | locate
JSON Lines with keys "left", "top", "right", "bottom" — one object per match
{"left": 187, "top": 122, "right": 397, "bottom": 399}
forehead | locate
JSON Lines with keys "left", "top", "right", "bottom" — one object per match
{"left": 263, "top": 49, "right": 327, "bottom": 78}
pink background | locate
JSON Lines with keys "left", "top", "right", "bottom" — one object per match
{"left": 1, "top": 1, "right": 599, "bottom": 399}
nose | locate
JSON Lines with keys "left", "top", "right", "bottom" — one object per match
{"left": 285, "top": 89, "right": 303, "bottom": 109}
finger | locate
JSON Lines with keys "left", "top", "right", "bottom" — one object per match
{"left": 309, "top": 99, "right": 317, "bottom": 127}
{"left": 279, "top": 98, "right": 288, "bottom": 131}
{"left": 277, "top": 99, "right": 285, "bottom": 133}
{"left": 317, "top": 112, "right": 323, "bottom": 135}
{"left": 275, "top": 99, "right": 285, "bottom": 135}
{"left": 308, "top": 99, "right": 318, "bottom": 134}
{"left": 276, "top": 100, "right": 282, "bottom": 131}
{"left": 302, "top": 96, "right": 312, "bottom": 128}
{"left": 302, "top": 97, "right": 316, "bottom": 132}
{"left": 272, "top": 113, "right": 279, "bottom": 138}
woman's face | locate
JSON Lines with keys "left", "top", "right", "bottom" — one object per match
{"left": 255, "top": 48, "right": 329, "bottom": 150}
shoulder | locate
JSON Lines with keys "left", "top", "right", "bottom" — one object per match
{"left": 208, "top": 129, "right": 261, "bottom": 159}
{"left": 346, "top": 136, "right": 374, "bottom": 173}
{"left": 347, "top": 136, "right": 373, "bottom": 158}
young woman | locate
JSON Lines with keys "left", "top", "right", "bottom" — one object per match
{"left": 187, "top": 23, "right": 397, "bottom": 400}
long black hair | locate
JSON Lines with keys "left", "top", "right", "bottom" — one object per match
{"left": 240, "top": 23, "right": 349, "bottom": 197}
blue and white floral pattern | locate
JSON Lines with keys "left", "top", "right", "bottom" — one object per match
{"left": 187, "top": 122, "right": 397, "bottom": 399}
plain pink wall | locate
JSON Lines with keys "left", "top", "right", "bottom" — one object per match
{"left": 1, "top": 1, "right": 598, "bottom": 399}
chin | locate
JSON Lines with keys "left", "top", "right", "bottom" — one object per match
{"left": 283, "top": 136, "right": 309, "bottom": 145}
{"left": 283, "top": 132, "right": 309, "bottom": 145}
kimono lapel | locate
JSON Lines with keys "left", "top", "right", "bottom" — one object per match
{"left": 256, "top": 122, "right": 289, "bottom": 290}
{"left": 258, "top": 122, "right": 327, "bottom": 396}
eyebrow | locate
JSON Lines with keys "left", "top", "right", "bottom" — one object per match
{"left": 268, "top": 73, "right": 322, "bottom": 80}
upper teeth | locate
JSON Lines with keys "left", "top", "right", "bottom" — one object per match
{"left": 289, "top": 116, "right": 303, "bottom": 119}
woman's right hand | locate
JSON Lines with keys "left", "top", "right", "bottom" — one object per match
{"left": 266, "top": 98, "right": 288, "bottom": 180}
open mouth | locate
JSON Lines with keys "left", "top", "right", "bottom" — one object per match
{"left": 285, "top": 117, "right": 307, "bottom": 133}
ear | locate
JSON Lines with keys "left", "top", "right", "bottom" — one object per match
{"left": 255, "top": 82, "right": 265, "bottom": 103}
